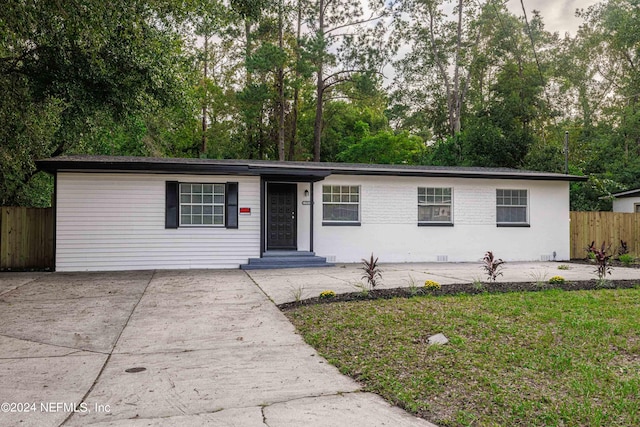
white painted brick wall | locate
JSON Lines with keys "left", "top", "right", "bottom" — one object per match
{"left": 362, "top": 182, "right": 416, "bottom": 224}
{"left": 454, "top": 186, "right": 495, "bottom": 225}
{"left": 312, "top": 175, "right": 570, "bottom": 263}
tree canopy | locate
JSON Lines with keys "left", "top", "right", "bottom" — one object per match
{"left": 1, "top": 0, "right": 639, "bottom": 210}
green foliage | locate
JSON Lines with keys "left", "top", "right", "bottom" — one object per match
{"left": 2, "top": 0, "right": 640, "bottom": 214}
{"left": 405, "top": 275, "right": 421, "bottom": 296}
{"left": 618, "top": 254, "right": 634, "bottom": 266}
{"left": 336, "top": 129, "right": 425, "bottom": 164}
{"left": 0, "top": 0, "right": 198, "bottom": 206}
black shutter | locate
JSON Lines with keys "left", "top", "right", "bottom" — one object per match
{"left": 165, "top": 181, "right": 179, "bottom": 229}
{"left": 226, "top": 182, "right": 238, "bottom": 229}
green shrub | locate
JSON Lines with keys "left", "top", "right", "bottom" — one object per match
{"left": 548, "top": 276, "right": 565, "bottom": 285}
{"left": 557, "top": 264, "right": 570, "bottom": 270}
{"left": 319, "top": 290, "right": 336, "bottom": 299}
{"left": 618, "top": 253, "right": 634, "bottom": 266}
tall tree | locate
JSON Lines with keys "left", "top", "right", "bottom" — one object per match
{"left": 0, "top": 0, "right": 196, "bottom": 205}
{"left": 393, "top": 0, "right": 482, "bottom": 138}
{"left": 306, "top": 0, "right": 388, "bottom": 160}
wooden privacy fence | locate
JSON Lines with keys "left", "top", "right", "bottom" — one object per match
{"left": 0, "top": 207, "right": 54, "bottom": 270}
{"left": 570, "top": 211, "right": 640, "bottom": 259}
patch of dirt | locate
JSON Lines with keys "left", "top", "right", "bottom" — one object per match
{"left": 278, "top": 279, "right": 640, "bottom": 311}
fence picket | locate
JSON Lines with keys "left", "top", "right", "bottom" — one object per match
{"left": 0, "top": 207, "right": 54, "bottom": 270}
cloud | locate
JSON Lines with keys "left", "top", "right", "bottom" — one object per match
{"left": 505, "top": 0, "right": 599, "bottom": 36}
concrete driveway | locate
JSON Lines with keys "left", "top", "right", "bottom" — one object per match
{"left": 0, "top": 269, "right": 434, "bottom": 427}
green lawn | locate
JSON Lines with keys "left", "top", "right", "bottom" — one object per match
{"left": 286, "top": 288, "right": 640, "bottom": 427}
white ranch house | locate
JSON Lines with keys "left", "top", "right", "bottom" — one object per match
{"left": 37, "top": 156, "right": 586, "bottom": 272}
{"left": 611, "top": 188, "right": 640, "bottom": 213}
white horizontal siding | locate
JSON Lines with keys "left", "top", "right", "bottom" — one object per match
{"left": 56, "top": 173, "right": 260, "bottom": 271}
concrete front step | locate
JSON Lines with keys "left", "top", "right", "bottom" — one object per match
{"left": 240, "top": 252, "right": 334, "bottom": 270}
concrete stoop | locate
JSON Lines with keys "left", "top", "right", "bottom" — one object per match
{"left": 241, "top": 251, "right": 334, "bottom": 270}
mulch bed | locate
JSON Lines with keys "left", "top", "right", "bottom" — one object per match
{"left": 567, "top": 259, "right": 640, "bottom": 269}
{"left": 278, "top": 279, "right": 640, "bottom": 311}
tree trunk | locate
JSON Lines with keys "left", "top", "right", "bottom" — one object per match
{"left": 276, "top": 0, "right": 285, "bottom": 161}
{"left": 314, "top": 67, "right": 323, "bottom": 162}
{"left": 288, "top": 0, "right": 302, "bottom": 161}
{"left": 452, "top": 0, "right": 463, "bottom": 135}
{"left": 245, "top": 20, "right": 255, "bottom": 159}
{"left": 313, "top": 0, "right": 325, "bottom": 162}
{"left": 201, "top": 36, "right": 208, "bottom": 156}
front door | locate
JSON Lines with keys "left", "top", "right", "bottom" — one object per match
{"left": 267, "top": 183, "right": 297, "bottom": 250}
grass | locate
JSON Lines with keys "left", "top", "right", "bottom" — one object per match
{"left": 285, "top": 288, "right": 640, "bottom": 427}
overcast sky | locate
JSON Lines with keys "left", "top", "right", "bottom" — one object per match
{"left": 505, "top": 0, "right": 600, "bottom": 36}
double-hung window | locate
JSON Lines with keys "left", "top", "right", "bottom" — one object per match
{"left": 180, "top": 183, "right": 225, "bottom": 226}
{"left": 496, "top": 189, "right": 528, "bottom": 226}
{"left": 322, "top": 185, "right": 360, "bottom": 225}
{"left": 418, "top": 187, "right": 453, "bottom": 225}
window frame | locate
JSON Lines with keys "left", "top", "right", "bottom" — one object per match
{"left": 496, "top": 188, "right": 530, "bottom": 227}
{"left": 321, "top": 185, "right": 361, "bottom": 226}
{"left": 179, "top": 183, "right": 226, "bottom": 227}
{"left": 417, "top": 187, "right": 454, "bottom": 226}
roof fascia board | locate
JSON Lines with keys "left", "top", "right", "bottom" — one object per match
{"left": 36, "top": 159, "right": 587, "bottom": 182}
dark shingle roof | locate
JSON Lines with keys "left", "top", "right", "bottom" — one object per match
{"left": 36, "top": 155, "right": 587, "bottom": 182}
{"left": 611, "top": 188, "right": 640, "bottom": 198}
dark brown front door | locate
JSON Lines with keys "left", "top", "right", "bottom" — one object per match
{"left": 267, "top": 183, "right": 297, "bottom": 250}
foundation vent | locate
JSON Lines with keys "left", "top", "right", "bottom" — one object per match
{"left": 541, "top": 254, "right": 552, "bottom": 261}
{"left": 436, "top": 255, "right": 448, "bottom": 262}
{"left": 326, "top": 255, "right": 336, "bottom": 263}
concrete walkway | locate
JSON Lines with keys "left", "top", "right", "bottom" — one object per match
{"left": 247, "top": 261, "right": 640, "bottom": 304}
{"left": 0, "top": 269, "right": 435, "bottom": 427}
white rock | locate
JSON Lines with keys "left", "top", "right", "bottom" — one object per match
{"left": 427, "top": 333, "right": 449, "bottom": 345}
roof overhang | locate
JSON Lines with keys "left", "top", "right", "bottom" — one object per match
{"left": 36, "top": 156, "right": 588, "bottom": 182}
{"left": 609, "top": 189, "right": 640, "bottom": 199}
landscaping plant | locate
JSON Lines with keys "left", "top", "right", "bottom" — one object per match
{"left": 618, "top": 253, "right": 634, "bottom": 266}
{"left": 482, "top": 251, "right": 505, "bottom": 282}
{"left": 593, "top": 242, "right": 613, "bottom": 280}
{"left": 406, "top": 275, "right": 421, "bottom": 296}
{"left": 361, "top": 253, "right": 382, "bottom": 290}
{"left": 618, "top": 240, "right": 629, "bottom": 257}
{"left": 319, "top": 290, "right": 336, "bottom": 299}
{"left": 548, "top": 275, "right": 565, "bottom": 285}
{"left": 424, "top": 280, "right": 441, "bottom": 291}
{"left": 586, "top": 241, "right": 597, "bottom": 260}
